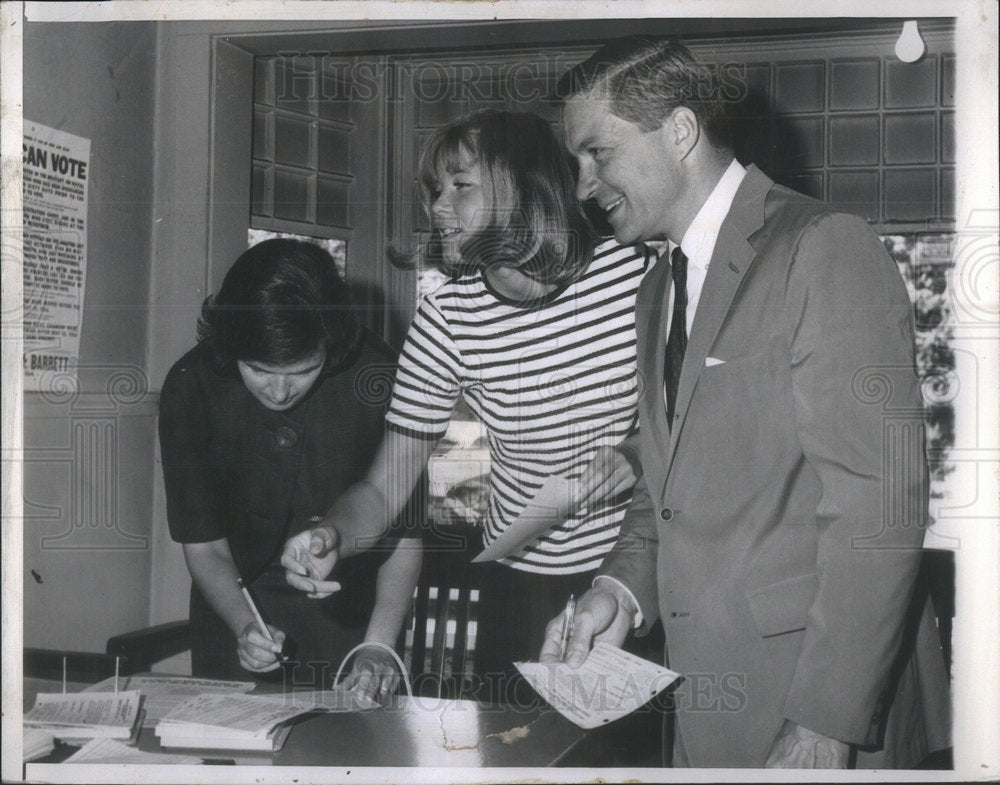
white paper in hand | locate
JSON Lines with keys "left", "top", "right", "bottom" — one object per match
{"left": 516, "top": 642, "right": 679, "bottom": 729}
{"left": 473, "top": 475, "right": 577, "bottom": 562}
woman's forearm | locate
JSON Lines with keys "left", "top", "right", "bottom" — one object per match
{"left": 183, "top": 539, "right": 256, "bottom": 637}
{"left": 325, "top": 430, "right": 435, "bottom": 558}
{"left": 364, "top": 538, "right": 423, "bottom": 646}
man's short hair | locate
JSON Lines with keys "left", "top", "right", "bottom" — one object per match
{"left": 556, "top": 37, "right": 731, "bottom": 149}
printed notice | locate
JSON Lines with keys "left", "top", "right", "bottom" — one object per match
{"left": 516, "top": 642, "right": 680, "bottom": 729}
{"left": 22, "top": 120, "right": 91, "bottom": 393}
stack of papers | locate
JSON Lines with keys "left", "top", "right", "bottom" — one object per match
{"left": 66, "top": 738, "right": 202, "bottom": 764}
{"left": 22, "top": 728, "right": 55, "bottom": 762}
{"left": 84, "top": 675, "right": 255, "bottom": 722}
{"left": 154, "top": 693, "right": 330, "bottom": 752}
{"left": 24, "top": 691, "right": 142, "bottom": 743}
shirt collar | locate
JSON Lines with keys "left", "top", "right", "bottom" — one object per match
{"left": 678, "top": 158, "right": 746, "bottom": 269}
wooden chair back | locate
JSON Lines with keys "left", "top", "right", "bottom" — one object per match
{"left": 405, "top": 524, "right": 487, "bottom": 698}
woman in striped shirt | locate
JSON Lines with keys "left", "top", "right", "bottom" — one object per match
{"left": 283, "top": 110, "right": 649, "bottom": 700}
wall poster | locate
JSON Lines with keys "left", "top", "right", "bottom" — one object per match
{"left": 21, "top": 120, "right": 90, "bottom": 392}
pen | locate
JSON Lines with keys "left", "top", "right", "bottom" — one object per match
{"left": 237, "top": 578, "right": 287, "bottom": 662}
{"left": 558, "top": 594, "right": 576, "bottom": 661}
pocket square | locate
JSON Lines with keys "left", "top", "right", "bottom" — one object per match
{"left": 705, "top": 357, "right": 726, "bottom": 367}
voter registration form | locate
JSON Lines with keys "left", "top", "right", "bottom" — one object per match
{"left": 516, "top": 642, "right": 679, "bottom": 729}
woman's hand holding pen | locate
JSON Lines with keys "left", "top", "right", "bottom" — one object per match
{"left": 281, "top": 519, "right": 343, "bottom": 599}
{"left": 237, "top": 621, "right": 286, "bottom": 672}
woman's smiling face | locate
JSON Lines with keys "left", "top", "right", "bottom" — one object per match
{"left": 428, "top": 158, "right": 489, "bottom": 265}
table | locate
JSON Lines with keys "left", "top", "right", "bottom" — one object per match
{"left": 24, "top": 677, "right": 603, "bottom": 768}
{"left": 271, "top": 695, "right": 593, "bottom": 767}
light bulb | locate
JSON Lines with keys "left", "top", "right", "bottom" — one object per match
{"left": 895, "top": 21, "right": 926, "bottom": 63}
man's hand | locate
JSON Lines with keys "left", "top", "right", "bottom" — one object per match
{"left": 572, "top": 446, "right": 638, "bottom": 513}
{"left": 236, "top": 621, "right": 286, "bottom": 673}
{"left": 539, "top": 580, "right": 636, "bottom": 668}
{"left": 764, "top": 720, "right": 850, "bottom": 768}
{"left": 342, "top": 646, "right": 401, "bottom": 704}
{"left": 281, "top": 523, "right": 342, "bottom": 598}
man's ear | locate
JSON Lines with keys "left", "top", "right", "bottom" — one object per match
{"left": 667, "top": 107, "right": 700, "bottom": 160}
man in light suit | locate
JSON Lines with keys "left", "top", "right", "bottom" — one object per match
{"left": 540, "top": 38, "right": 950, "bottom": 768}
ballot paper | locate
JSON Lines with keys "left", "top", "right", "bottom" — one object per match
{"left": 24, "top": 691, "right": 142, "bottom": 740}
{"left": 155, "top": 694, "right": 310, "bottom": 752}
{"left": 157, "top": 692, "right": 320, "bottom": 734}
{"left": 515, "top": 642, "right": 680, "bottom": 729}
{"left": 84, "top": 675, "right": 255, "bottom": 722}
{"left": 473, "top": 475, "right": 577, "bottom": 562}
{"left": 264, "top": 688, "right": 377, "bottom": 712}
{"left": 65, "top": 737, "right": 202, "bottom": 764}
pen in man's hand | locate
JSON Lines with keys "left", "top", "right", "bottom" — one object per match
{"left": 238, "top": 578, "right": 287, "bottom": 662}
{"left": 558, "top": 594, "right": 576, "bottom": 661}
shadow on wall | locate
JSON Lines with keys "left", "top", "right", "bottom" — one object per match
{"left": 730, "top": 85, "right": 818, "bottom": 198}
{"left": 350, "top": 280, "right": 410, "bottom": 354}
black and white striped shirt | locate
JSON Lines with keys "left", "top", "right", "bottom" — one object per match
{"left": 387, "top": 240, "right": 649, "bottom": 573}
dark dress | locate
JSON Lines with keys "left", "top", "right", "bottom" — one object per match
{"left": 159, "top": 331, "right": 419, "bottom": 688}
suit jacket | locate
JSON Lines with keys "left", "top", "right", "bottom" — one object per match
{"left": 601, "top": 165, "right": 950, "bottom": 767}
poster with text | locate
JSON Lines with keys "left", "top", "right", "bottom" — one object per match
{"left": 22, "top": 120, "right": 90, "bottom": 392}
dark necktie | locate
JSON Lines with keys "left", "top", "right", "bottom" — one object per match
{"left": 664, "top": 247, "right": 688, "bottom": 428}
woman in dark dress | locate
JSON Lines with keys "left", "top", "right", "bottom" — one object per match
{"left": 159, "top": 239, "right": 420, "bottom": 693}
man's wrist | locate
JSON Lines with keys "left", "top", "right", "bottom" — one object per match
{"left": 594, "top": 575, "right": 641, "bottom": 625}
{"left": 788, "top": 721, "right": 848, "bottom": 747}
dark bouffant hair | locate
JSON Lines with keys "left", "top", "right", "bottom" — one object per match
{"left": 197, "top": 238, "right": 360, "bottom": 375}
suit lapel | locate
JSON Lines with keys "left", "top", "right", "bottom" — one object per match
{"left": 664, "top": 166, "right": 774, "bottom": 476}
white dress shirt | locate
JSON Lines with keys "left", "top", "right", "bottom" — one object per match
{"left": 669, "top": 158, "right": 747, "bottom": 340}
{"left": 601, "top": 158, "right": 747, "bottom": 628}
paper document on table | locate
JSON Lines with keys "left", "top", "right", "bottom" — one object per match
{"left": 473, "top": 475, "right": 577, "bottom": 562}
{"left": 65, "top": 737, "right": 202, "bottom": 764}
{"left": 515, "top": 642, "right": 680, "bottom": 729}
{"left": 85, "top": 675, "right": 255, "bottom": 722}
{"left": 158, "top": 692, "right": 321, "bottom": 733}
{"left": 258, "top": 687, "right": 377, "bottom": 712}
{"left": 22, "top": 728, "right": 55, "bottom": 762}
{"left": 24, "top": 691, "right": 141, "bottom": 737}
